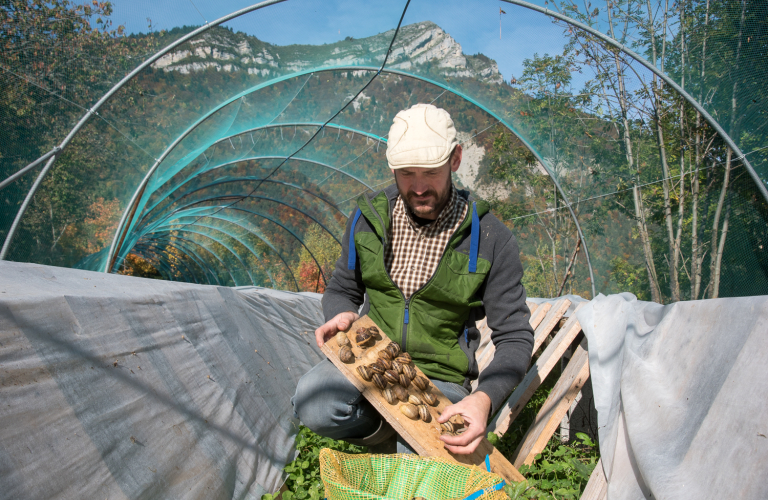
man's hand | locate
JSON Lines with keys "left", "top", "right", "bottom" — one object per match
{"left": 438, "top": 391, "right": 492, "bottom": 455}
{"left": 315, "top": 311, "right": 360, "bottom": 348}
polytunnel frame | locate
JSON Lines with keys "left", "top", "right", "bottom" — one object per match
{"left": 107, "top": 63, "right": 600, "bottom": 296}
{"left": 2, "top": 0, "right": 761, "bottom": 299}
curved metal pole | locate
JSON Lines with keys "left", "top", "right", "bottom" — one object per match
{"left": 150, "top": 224, "right": 256, "bottom": 286}
{"left": 137, "top": 157, "right": 365, "bottom": 225}
{"left": 142, "top": 236, "right": 223, "bottom": 285}
{"left": 501, "top": 0, "right": 768, "bottom": 205}
{"left": 160, "top": 209, "right": 328, "bottom": 289}
{"left": 149, "top": 224, "right": 299, "bottom": 291}
{"left": 140, "top": 190, "right": 343, "bottom": 247}
{"left": 150, "top": 233, "right": 237, "bottom": 286}
{"left": 141, "top": 177, "right": 346, "bottom": 229}
{"left": 1, "top": 0, "right": 288, "bottom": 262}
{"left": 208, "top": 122, "right": 386, "bottom": 149}
{"left": 0, "top": 147, "right": 61, "bottom": 191}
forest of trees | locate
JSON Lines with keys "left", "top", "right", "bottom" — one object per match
{"left": 1, "top": 0, "right": 766, "bottom": 303}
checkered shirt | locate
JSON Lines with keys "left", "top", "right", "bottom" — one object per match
{"left": 384, "top": 186, "right": 468, "bottom": 300}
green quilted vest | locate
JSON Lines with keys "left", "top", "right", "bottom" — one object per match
{"left": 351, "top": 191, "right": 491, "bottom": 383}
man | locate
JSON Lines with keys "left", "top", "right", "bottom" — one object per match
{"left": 292, "top": 103, "right": 533, "bottom": 454}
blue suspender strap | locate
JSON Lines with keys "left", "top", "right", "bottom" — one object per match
{"left": 468, "top": 201, "right": 479, "bottom": 273}
{"left": 347, "top": 208, "right": 362, "bottom": 270}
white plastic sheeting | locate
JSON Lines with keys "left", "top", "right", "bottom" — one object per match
{"left": 576, "top": 293, "right": 768, "bottom": 500}
{"left": 0, "top": 261, "right": 325, "bottom": 500}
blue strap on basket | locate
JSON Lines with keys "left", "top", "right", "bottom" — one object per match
{"left": 347, "top": 208, "right": 362, "bottom": 270}
{"left": 460, "top": 455, "right": 505, "bottom": 500}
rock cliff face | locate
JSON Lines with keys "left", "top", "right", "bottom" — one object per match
{"left": 152, "top": 22, "right": 502, "bottom": 85}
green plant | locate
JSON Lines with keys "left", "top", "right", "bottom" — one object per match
{"left": 501, "top": 434, "right": 598, "bottom": 500}
{"left": 261, "top": 426, "right": 367, "bottom": 500}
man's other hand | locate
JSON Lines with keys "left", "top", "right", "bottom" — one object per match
{"left": 438, "top": 391, "right": 492, "bottom": 455}
{"left": 315, "top": 311, "right": 360, "bottom": 348}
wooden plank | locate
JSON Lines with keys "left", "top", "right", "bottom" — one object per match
{"left": 532, "top": 299, "right": 571, "bottom": 353}
{"left": 321, "top": 315, "right": 525, "bottom": 484}
{"left": 511, "top": 341, "right": 591, "bottom": 467}
{"left": 472, "top": 301, "right": 554, "bottom": 390}
{"left": 527, "top": 302, "right": 539, "bottom": 314}
{"left": 580, "top": 458, "right": 607, "bottom": 500}
{"left": 489, "top": 303, "right": 586, "bottom": 436}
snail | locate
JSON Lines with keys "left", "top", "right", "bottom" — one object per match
{"left": 376, "top": 356, "right": 392, "bottom": 370}
{"left": 356, "top": 328, "right": 373, "bottom": 346}
{"left": 336, "top": 331, "right": 350, "bottom": 347}
{"left": 393, "top": 385, "right": 408, "bottom": 402}
{"left": 394, "top": 353, "right": 412, "bottom": 364}
{"left": 372, "top": 373, "right": 387, "bottom": 390}
{"left": 400, "top": 403, "right": 419, "bottom": 420}
{"left": 408, "top": 394, "right": 423, "bottom": 405}
{"left": 368, "top": 363, "right": 385, "bottom": 375}
{"left": 383, "top": 370, "right": 400, "bottom": 385}
{"left": 357, "top": 365, "right": 372, "bottom": 381}
{"left": 339, "top": 345, "right": 354, "bottom": 363}
{"left": 412, "top": 376, "right": 429, "bottom": 391}
{"left": 382, "top": 387, "right": 397, "bottom": 405}
{"left": 384, "top": 342, "right": 400, "bottom": 359}
{"left": 418, "top": 405, "right": 431, "bottom": 422}
{"left": 367, "top": 326, "right": 380, "bottom": 337}
{"left": 391, "top": 360, "right": 404, "bottom": 374}
{"left": 421, "top": 391, "right": 437, "bottom": 406}
{"left": 402, "top": 364, "right": 417, "bottom": 380}
{"left": 440, "top": 421, "right": 455, "bottom": 434}
{"left": 399, "top": 373, "right": 411, "bottom": 388}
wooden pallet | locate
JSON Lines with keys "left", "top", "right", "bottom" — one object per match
{"left": 321, "top": 315, "right": 524, "bottom": 484}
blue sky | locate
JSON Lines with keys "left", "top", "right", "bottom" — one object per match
{"left": 107, "top": 0, "right": 575, "bottom": 85}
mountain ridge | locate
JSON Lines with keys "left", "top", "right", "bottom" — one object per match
{"left": 150, "top": 21, "right": 504, "bottom": 85}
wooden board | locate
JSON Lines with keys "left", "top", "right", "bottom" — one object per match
{"left": 511, "top": 340, "right": 590, "bottom": 467}
{"left": 321, "top": 315, "right": 525, "bottom": 484}
{"left": 474, "top": 301, "right": 553, "bottom": 384}
{"left": 532, "top": 299, "right": 571, "bottom": 353}
{"left": 489, "top": 303, "right": 586, "bottom": 436}
{"left": 579, "top": 458, "right": 607, "bottom": 500}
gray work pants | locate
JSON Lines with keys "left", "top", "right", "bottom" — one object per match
{"left": 291, "top": 359, "right": 469, "bottom": 453}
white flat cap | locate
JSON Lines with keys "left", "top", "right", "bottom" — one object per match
{"left": 386, "top": 103, "right": 458, "bottom": 169}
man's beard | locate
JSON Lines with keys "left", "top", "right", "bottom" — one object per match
{"left": 396, "top": 176, "right": 452, "bottom": 220}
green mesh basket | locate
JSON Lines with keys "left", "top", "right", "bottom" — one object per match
{"left": 319, "top": 449, "right": 507, "bottom": 500}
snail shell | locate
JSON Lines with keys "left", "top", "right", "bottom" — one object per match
{"left": 418, "top": 405, "right": 431, "bottom": 422}
{"left": 382, "top": 387, "right": 397, "bottom": 405}
{"left": 367, "top": 326, "right": 380, "bottom": 337}
{"left": 408, "top": 394, "right": 423, "bottom": 405}
{"left": 440, "top": 421, "right": 455, "bottom": 434}
{"left": 357, "top": 365, "right": 372, "bottom": 381}
{"left": 384, "top": 342, "right": 400, "bottom": 358}
{"left": 372, "top": 373, "right": 387, "bottom": 390}
{"left": 421, "top": 391, "right": 437, "bottom": 406}
{"left": 368, "top": 362, "right": 385, "bottom": 374}
{"left": 376, "top": 356, "right": 392, "bottom": 370}
{"left": 378, "top": 349, "right": 393, "bottom": 361}
{"left": 395, "top": 353, "right": 412, "bottom": 364}
{"left": 391, "top": 360, "right": 404, "bottom": 374}
{"left": 411, "top": 376, "right": 429, "bottom": 391}
{"left": 383, "top": 370, "right": 400, "bottom": 385}
{"left": 339, "top": 345, "right": 354, "bottom": 363}
{"left": 355, "top": 329, "right": 373, "bottom": 346}
{"left": 400, "top": 403, "right": 419, "bottom": 420}
{"left": 402, "top": 364, "right": 417, "bottom": 380}
{"left": 393, "top": 385, "right": 408, "bottom": 402}
{"left": 399, "top": 373, "right": 411, "bottom": 388}
{"left": 455, "top": 426, "right": 467, "bottom": 435}
{"left": 336, "top": 331, "right": 350, "bottom": 347}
